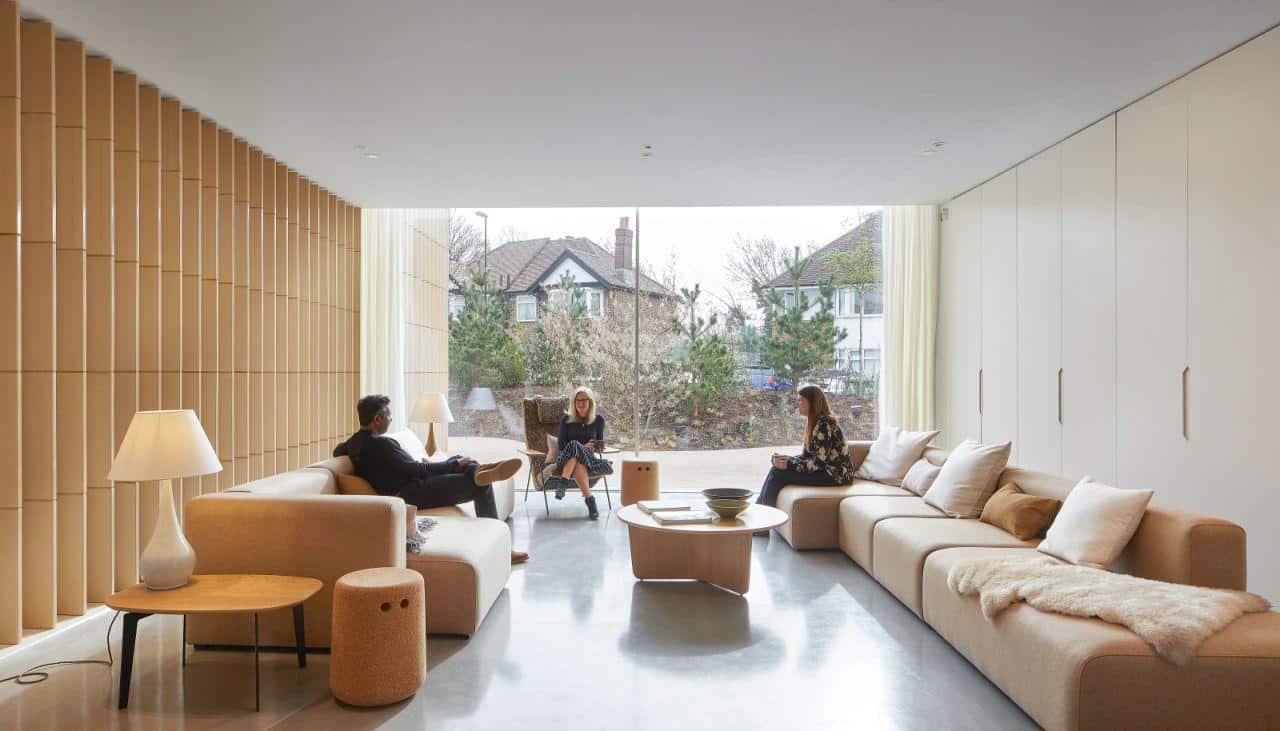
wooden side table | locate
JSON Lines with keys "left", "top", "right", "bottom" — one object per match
{"left": 106, "top": 574, "right": 322, "bottom": 711}
{"left": 620, "top": 459, "right": 660, "bottom": 506}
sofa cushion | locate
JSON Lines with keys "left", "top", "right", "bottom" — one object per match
{"left": 854, "top": 427, "right": 939, "bottom": 485}
{"left": 838, "top": 495, "right": 945, "bottom": 571}
{"left": 404, "top": 515, "right": 511, "bottom": 636}
{"left": 387, "top": 428, "right": 429, "bottom": 461}
{"left": 922, "top": 546, "right": 1280, "bottom": 731}
{"left": 871, "top": 517, "right": 1034, "bottom": 615}
{"left": 1038, "top": 478, "right": 1153, "bottom": 569}
{"left": 979, "top": 483, "right": 1061, "bottom": 540}
{"left": 924, "top": 440, "right": 1012, "bottom": 518}
{"left": 776, "top": 480, "right": 915, "bottom": 550}
{"left": 901, "top": 458, "right": 942, "bottom": 496}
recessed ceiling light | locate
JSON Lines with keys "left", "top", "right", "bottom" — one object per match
{"left": 362, "top": 152, "right": 379, "bottom": 160}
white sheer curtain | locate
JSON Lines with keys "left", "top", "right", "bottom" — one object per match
{"left": 881, "top": 205, "right": 940, "bottom": 431}
{"left": 360, "top": 209, "right": 407, "bottom": 414}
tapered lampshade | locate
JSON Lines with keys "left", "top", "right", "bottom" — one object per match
{"left": 409, "top": 393, "right": 454, "bottom": 425}
{"left": 108, "top": 409, "right": 222, "bottom": 481}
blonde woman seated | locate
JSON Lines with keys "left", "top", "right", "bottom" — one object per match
{"left": 757, "top": 384, "right": 855, "bottom": 509}
{"left": 543, "top": 386, "right": 613, "bottom": 519}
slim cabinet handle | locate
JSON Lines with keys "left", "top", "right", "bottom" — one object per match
{"left": 1057, "top": 368, "right": 1064, "bottom": 424}
{"left": 978, "top": 369, "right": 983, "bottom": 415}
{"left": 1181, "top": 366, "right": 1190, "bottom": 440}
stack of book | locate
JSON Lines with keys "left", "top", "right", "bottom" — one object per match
{"left": 637, "top": 501, "right": 716, "bottom": 525}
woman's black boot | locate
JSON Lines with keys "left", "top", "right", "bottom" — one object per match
{"left": 585, "top": 495, "right": 599, "bottom": 520}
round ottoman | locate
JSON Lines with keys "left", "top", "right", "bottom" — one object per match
{"left": 621, "top": 460, "right": 660, "bottom": 506}
{"left": 330, "top": 567, "right": 426, "bottom": 706}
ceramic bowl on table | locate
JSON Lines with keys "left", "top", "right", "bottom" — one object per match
{"left": 706, "top": 499, "right": 751, "bottom": 520}
{"left": 701, "top": 488, "right": 754, "bottom": 502}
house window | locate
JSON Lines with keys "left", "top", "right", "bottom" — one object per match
{"left": 837, "top": 288, "right": 854, "bottom": 316}
{"left": 783, "top": 290, "right": 796, "bottom": 310}
{"left": 448, "top": 294, "right": 464, "bottom": 317}
{"left": 588, "top": 290, "right": 604, "bottom": 318}
{"left": 516, "top": 295, "right": 537, "bottom": 322}
{"left": 858, "top": 290, "right": 883, "bottom": 315}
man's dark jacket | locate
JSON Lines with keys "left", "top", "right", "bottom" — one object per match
{"left": 333, "top": 430, "right": 459, "bottom": 496}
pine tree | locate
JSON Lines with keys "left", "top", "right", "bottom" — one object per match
{"left": 449, "top": 269, "right": 527, "bottom": 388}
{"left": 672, "top": 284, "right": 738, "bottom": 418}
{"left": 521, "top": 271, "right": 589, "bottom": 388}
{"left": 754, "top": 257, "right": 845, "bottom": 386}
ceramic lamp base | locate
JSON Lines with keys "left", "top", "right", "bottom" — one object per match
{"left": 140, "top": 478, "right": 197, "bottom": 591}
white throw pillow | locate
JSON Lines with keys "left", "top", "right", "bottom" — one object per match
{"left": 923, "top": 440, "right": 1012, "bottom": 518}
{"left": 854, "top": 427, "right": 940, "bottom": 485}
{"left": 901, "top": 458, "right": 942, "bottom": 497}
{"left": 546, "top": 434, "right": 560, "bottom": 458}
{"left": 1037, "top": 478, "right": 1154, "bottom": 569}
{"left": 387, "top": 428, "right": 429, "bottom": 462}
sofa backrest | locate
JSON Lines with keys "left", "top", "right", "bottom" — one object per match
{"left": 310, "top": 455, "right": 378, "bottom": 495}
{"left": 848, "top": 439, "right": 1248, "bottom": 591}
{"left": 227, "top": 467, "right": 336, "bottom": 496}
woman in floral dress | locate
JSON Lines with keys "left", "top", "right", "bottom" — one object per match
{"left": 757, "top": 384, "right": 855, "bottom": 508}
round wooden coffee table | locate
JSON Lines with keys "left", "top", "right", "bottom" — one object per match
{"left": 106, "top": 574, "right": 322, "bottom": 711}
{"left": 618, "top": 503, "right": 787, "bottom": 595}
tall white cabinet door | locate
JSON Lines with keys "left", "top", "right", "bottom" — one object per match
{"left": 1187, "top": 30, "right": 1280, "bottom": 600}
{"left": 1060, "top": 117, "right": 1117, "bottom": 484}
{"left": 1116, "top": 81, "right": 1187, "bottom": 495}
{"left": 980, "top": 170, "right": 1019, "bottom": 460}
{"left": 938, "top": 189, "right": 982, "bottom": 448}
{"left": 1016, "top": 149, "right": 1062, "bottom": 474}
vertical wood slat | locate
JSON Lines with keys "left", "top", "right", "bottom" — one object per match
{"left": 233, "top": 139, "right": 248, "bottom": 482}
{"left": 111, "top": 70, "right": 139, "bottom": 590}
{"left": 135, "top": 84, "right": 160, "bottom": 557}
{"left": 179, "top": 108, "right": 201, "bottom": 511}
{"left": 274, "top": 164, "right": 289, "bottom": 471}
{"left": 21, "top": 18, "right": 58, "bottom": 630}
{"left": 216, "top": 129, "right": 233, "bottom": 489}
{"left": 260, "top": 156, "right": 276, "bottom": 476}
{"left": 200, "top": 120, "right": 218, "bottom": 495}
{"left": 54, "top": 37, "right": 86, "bottom": 617}
{"left": 285, "top": 171, "right": 297, "bottom": 469}
{"left": 293, "top": 176, "right": 307, "bottom": 469}
{"left": 314, "top": 188, "right": 327, "bottom": 462}
{"left": 247, "top": 148, "right": 263, "bottom": 480}
{"left": 0, "top": 0, "right": 22, "bottom": 645}
{"left": 159, "top": 98, "right": 182, "bottom": 417}
{"left": 84, "top": 54, "right": 114, "bottom": 603}
{"left": 352, "top": 208, "right": 360, "bottom": 431}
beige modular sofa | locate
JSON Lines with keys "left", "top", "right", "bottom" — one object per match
{"left": 185, "top": 457, "right": 515, "bottom": 648}
{"left": 775, "top": 442, "right": 1280, "bottom": 731}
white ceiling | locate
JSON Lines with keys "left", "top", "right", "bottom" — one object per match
{"left": 22, "top": 1, "right": 1280, "bottom": 207}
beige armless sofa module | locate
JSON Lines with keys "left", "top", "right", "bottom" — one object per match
{"left": 775, "top": 442, "right": 1280, "bottom": 731}
{"left": 185, "top": 457, "right": 513, "bottom": 646}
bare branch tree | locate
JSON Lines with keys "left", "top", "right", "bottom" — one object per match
{"left": 723, "top": 233, "right": 790, "bottom": 291}
{"left": 447, "top": 209, "right": 484, "bottom": 265}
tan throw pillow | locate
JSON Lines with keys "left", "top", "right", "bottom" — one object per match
{"left": 901, "top": 458, "right": 942, "bottom": 497}
{"left": 337, "top": 472, "right": 378, "bottom": 496}
{"left": 1037, "top": 478, "right": 1154, "bottom": 568}
{"left": 923, "top": 440, "right": 1013, "bottom": 518}
{"left": 979, "top": 483, "right": 1062, "bottom": 540}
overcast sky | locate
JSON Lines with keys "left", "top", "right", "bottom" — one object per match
{"left": 460, "top": 205, "right": 881, "bottom": 307}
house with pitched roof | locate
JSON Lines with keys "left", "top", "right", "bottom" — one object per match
{"left": 762, "top": 211, "right": 883, "bottom": 377}
{"left": 449, "top": 217, "right": 671, "bottom": 325}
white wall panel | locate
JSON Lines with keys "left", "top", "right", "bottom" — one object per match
{"left": 937, "top": 189, "right": 981, "bottom": 448}
{"left": 979, "top": 170, "right": 1018, "bottom": 459}
{"left": 1015, "top": 148, "right": 1061, "bottom": 474}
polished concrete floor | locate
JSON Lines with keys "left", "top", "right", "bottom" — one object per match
{"left": 0, "top": 494, "right": 1039, "bottom": 730}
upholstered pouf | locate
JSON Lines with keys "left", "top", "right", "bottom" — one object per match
{"left": 331, "top": 567, "right": 426, "bottom": 706}
{"left": 621, "top": 460, "right": 660, "bottom": 506}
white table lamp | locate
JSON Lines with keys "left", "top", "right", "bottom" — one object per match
{"left": 108, "top": 409, "right": 222, "bottom": 590}
{"left": 409, "top": 392, "right": 454, "bottom": 457}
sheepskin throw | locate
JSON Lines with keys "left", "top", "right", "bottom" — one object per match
{"left": 947, "top": 555, "right": 1270, "bottom": 665}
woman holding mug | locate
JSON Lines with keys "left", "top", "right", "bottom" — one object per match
{"left": 543, "top": 386, "right": 613, "bottom": 519}
{"left": 757, "top": 384, "right": 855, "bottom": 509}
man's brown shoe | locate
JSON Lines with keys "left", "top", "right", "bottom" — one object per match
{"left": 511, "top": 550, "right": 529, "bottom": 565}
{"left": 475, "top": 458, "right": 521, "bottom": 486}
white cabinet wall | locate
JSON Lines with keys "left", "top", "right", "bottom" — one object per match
{"left": 1059, "top": 117, "right": 1117, "bottom": 484}
{"left": 1185, "top": 30, "right": 1280, "bottom": 593}
{"left": 936, "top": 26, "right": 1280, "bottom": 600}
{"left": 979, "top": 171, "right": 1019, "bottom": 460}
{"left": 1115, "top": 80, "right": 1189, "bottom": 498}
{"left": 937, "top": 189, "right": 982, "bottom": 448}
{"left": 1015, "top": 149, "right": 1062, "bottom": 474}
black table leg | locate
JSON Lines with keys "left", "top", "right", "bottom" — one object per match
{"left": 253, "top": 612, "right": 260, "bottom": 712}
{"left": 292, "top": 604, "right": 306, "bottom": 668}
{"left": 118, "top": 612, "right": 151, "bottom": 709}
{"left": 181, "top": 615, "right": 186, "bottom": 667}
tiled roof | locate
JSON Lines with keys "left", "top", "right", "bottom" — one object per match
{"left": 451, "top": 237, "right": 669, "bottom": 296}
{"left": 765, "top": 211, "right": 882, "bottom": 288}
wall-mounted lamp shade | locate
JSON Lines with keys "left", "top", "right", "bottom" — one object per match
{"left": 107, "top": 410, "right": 223, "bottom": 482}
{"left": 409, "top": 393, "right": 455, "bottom": 424}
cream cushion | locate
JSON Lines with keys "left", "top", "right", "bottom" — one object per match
{"left": 1037, "top": 478, "right": 1154, "bottom": 569}
{"left": 546, "top": 434, "right": 559, "bottom": 459}
{"left": 923, "top": 440, "right": 1012, "bottom": 518}
{"left": 776, "top": 480, "right": 915, "bottom": 550}
{"left": 837, "top": 495, "right": 946, "bottom": 571}
{"left": 854, "top": 427, "right": 939, "bottom": 485}
{"left": 901, "top": 458, "right": 942, "bottom": 496}
{"left": 404, "top": 514, "right": 511, "bottom": 635}
{"left": 387, "top": 428, "right": 429, "bottom": 461}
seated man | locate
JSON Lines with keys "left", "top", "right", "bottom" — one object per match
{"left": 335, "top": 394, "right": 528, "bottom": 564}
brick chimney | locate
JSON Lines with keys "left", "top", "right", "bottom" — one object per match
{"left": 614, "top": 216, "right": 634, "bottom": 271}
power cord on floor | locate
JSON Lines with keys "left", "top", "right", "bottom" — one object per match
{"left": 0, "top": 610, "right": 121, "bottom": 686}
